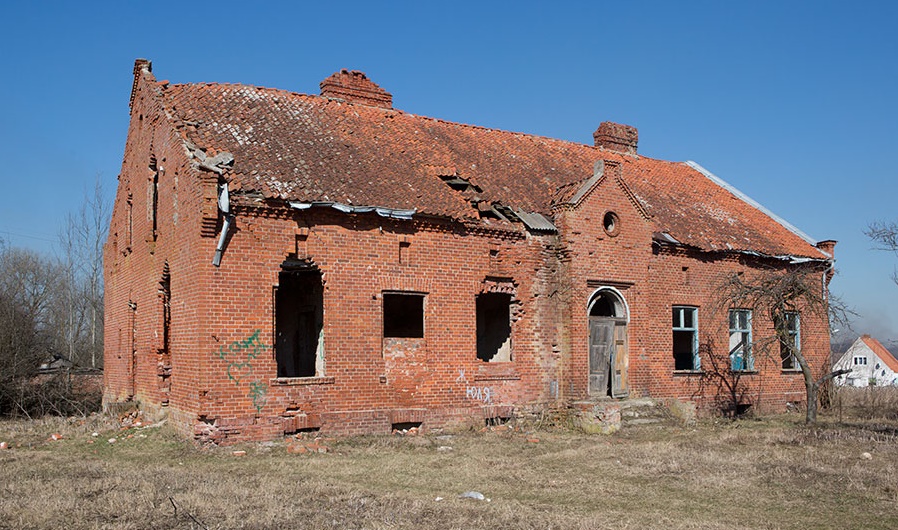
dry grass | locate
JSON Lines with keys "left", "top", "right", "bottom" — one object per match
{"left": 2, "top": 412, "right": 898, "bottom": 529}
{"left": 835, "top": 386, "right": 898, "bottom": 421}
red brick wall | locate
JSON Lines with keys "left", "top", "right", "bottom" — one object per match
{"left": 554, "top": 161, "right": 831, "bottom": 413}
{"left": 191, "top": 208, "right": 562, "bottom": 442}
{"left": 107, "top": 71, "right": 565, "bottom": 442}
{"left": 106, "top": 72, "right": 831, "bottom": 444}
{"left": 104, "top": 68, "right": 221, "bottom": 432}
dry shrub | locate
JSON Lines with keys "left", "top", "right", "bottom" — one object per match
{"left": 836, "top": 386, "right": 898, "bottom": 420}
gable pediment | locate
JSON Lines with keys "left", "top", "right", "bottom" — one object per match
{"left": 557, "top": 159, "right": 651, "bottom": 222}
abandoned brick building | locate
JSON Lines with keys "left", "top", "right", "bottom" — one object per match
{"left": 104, "top": 59, "right": 836, "bottom": 443}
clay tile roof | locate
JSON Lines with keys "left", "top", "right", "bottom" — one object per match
{"left": 159, "top": 74, "right": 827, "bottom": 259}
{"left": 861, "top": 335, "right": 898, "bottom": 373}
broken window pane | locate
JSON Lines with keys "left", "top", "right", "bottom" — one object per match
{"left": 672, "top": 306, "right": 698, "bottom": 370}
{"left": 778, "top": 311, "right": 800, "bottom": 370}
{"left": 383, "top": 292, "right": 425, "bottom": 338}
{"left": 477, "top": 293, "right": 512, "bottom": 362}
{"left": 275, "top": 270, "right": 324, "bottom": 377}
{"left": 728, "top": 309, "right": 753, "bottom": 371}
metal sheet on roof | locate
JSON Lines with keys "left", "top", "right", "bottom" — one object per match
{"left": 514, "top": 209, "right": 557, "bottom": 233}
{"left": 289, "top": 201, "right": 415, "bottom": 220}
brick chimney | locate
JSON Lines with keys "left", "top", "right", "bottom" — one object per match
{"left": 320, "top": 69, "right": 392, "bottom": 109}
{"left": 593, "top": 122, "right": 638, "bottom": 154}
{"left": 816, "top": 239, "right": 837, "bottom": 257}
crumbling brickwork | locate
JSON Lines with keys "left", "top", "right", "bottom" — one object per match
{"left": 104, "top": 60, "right": 834, "bottom": 444}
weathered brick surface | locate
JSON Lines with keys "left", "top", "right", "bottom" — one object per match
{"left": 104, "top": 62, "right": 833, "bottom": 444}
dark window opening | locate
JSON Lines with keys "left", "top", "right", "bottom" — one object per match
{"left": 160, "top": 268, "right": 171, "bottom": 354}
{"left": 126, "top": 192, "right": 133, "bottom": 253}
{"left": 391, "top": 421, "right": 422, "bottom": 433}
{"left": 148, "top": 156, "right": 158, "bottom": 241}
{"left": 477, "top": 292, "right": 512, "bottom": 362}
{"left": 275, "top": 270, "right": 324, "bottom": 377}
{"left": 672, "top": 306, "right": 699, "bottom": 371}
{"left": 485, "top": 415, "right": 512, "bottom": 427}
{"left": 383, "top": 293, "right": 424, "bottom": 338}
{"left": 158, "top": 265, "right": 172, "bottom": 406}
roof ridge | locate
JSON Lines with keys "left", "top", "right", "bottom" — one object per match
{"left": 166, "top": 80, "right": 663, "bottom": 156}
{"left": 683, "top": 161, "right": 824, "bottom": 256}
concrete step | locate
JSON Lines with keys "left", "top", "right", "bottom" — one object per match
{"left": 571, "top": 397, "right": 684, "bottom": 432}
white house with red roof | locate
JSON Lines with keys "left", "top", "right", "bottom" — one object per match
{"left": 833, "top": 335, "right": 898, "bottom": 387}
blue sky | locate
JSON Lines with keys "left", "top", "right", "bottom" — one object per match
{"left": 1, "top": 1, "right": 896, "bottom": 345}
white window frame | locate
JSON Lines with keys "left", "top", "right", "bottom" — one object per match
{"left": 780, "top": 311, "right": 801, "bottom": 370}
{"left": 729, "top": 309, "right": 753, "bottom": 371}
{"left": 672, "top": 306, "right": 700, "bottom": 371}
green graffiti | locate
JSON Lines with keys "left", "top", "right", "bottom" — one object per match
{"left": 248, "top": 381, "right": 268, "bottom": 412}
{"left": 226, "top": 361, "right": 253, "bottom": 386}
{"left": 215, "top": 330, "right": 270, "bottom": 413}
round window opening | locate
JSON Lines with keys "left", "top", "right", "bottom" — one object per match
{"left": 603, "top": 211, "right": 621, "bottom": 237}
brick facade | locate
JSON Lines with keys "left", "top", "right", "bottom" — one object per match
{"left": 104, "top": 61, "right": 835, "bottom": 443}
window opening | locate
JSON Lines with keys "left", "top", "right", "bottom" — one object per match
{"left": 148, "top": 156, "right": 158, "bottom": 242}
{"left": 275, "top": 269, "right": 324, "bottom": 377}
{"left": 778, "top": 312, "right": 800, "bottom": 370}
{"left": 853, "top": 356, "right": 867, "bottom": 366}
{"left": 126, "top": 192, "right": 133, "bottom": 253}
{"left": 383, "top": 292, "right": 424, "bottom": 338}
{"left": 391, "top": 421, "right": 422, "bottom": 434}
{"left": 477, "top": 292, "right": 512, "bottom": 362}
{"left": 672, "top": 306, "right": 699, "bottom": 370}
{"left": 602, "top": 211, "right": 621, "bottom": 237}
{"left": 729, "top": 309, "right": 753, "bottom": 371}
{"left": 157, "top": 266, "right": 171, "bottom": 406}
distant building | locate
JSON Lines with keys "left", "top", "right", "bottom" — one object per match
{"left": 833, "top": 335, "right": 898, "bottom": 387}
{"left": 104, "top": 60, "right": 836, "bottom": 443}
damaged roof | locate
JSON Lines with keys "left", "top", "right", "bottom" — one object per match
{"left": 146, "top": 64, "right": 828, "bottom": 260}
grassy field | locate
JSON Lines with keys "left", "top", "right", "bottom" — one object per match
{"left": 1, "top": 406, "right": 897, "bottom": 529}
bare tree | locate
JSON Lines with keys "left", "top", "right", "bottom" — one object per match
{"left": 56, "top": 177, "right": 110, "bottom": 368}
{"left": 0, "top": 179, "right": 109, "bottom": 417}
{"left": 866, "top": 221, "right": 898, "bottom": 285}
{"left": 709, "top": 266, "right": 853, "bottom": 424}
{"left": 0, "top": 247, "right": 60, "bottom": 416}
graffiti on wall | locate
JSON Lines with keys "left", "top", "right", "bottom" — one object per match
{"left": 456, "top": 369, "right": 494, "bottom": 405}
{"left": 215, "top": 330, "right": 268, "bottom": 412}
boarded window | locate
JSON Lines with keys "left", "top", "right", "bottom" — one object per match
{"left": 383, "top": 292, "right": 424, "bottom": 338}
{"left": 275, "top": 270, "right": 324, "bottom": 377}
{"left": 477, "top": 293, "right": 512, "bottom": 362}
{"left": 778, "top": 312, "right": 800, "bottom": 370}
{"left": 672, "top": 306, "right": 699, "bottom": 370}
{"left": 729, "top": 309, "right": 753, "bottom": 371}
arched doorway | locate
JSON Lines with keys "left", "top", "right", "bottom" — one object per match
{"left": 587, "top": 288, "right": 629, "bottom": 398}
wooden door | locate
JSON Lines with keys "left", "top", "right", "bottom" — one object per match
{"left": 589, "top": 318, "right": 614, "bottom": 395}
{"left": 611, "top": 322, "right": 629, "bottom": 398}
